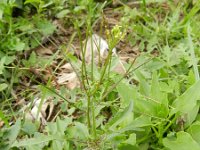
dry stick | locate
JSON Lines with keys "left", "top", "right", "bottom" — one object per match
{"left": 100, "top": 56, "right": 153, "bottom": 101}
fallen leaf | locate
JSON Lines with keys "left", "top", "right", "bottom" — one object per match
{"left": 57, "top": 72, "right": 80, "bottom": 89}
{"left": 60, "top": 63, "right": 73, "bottom": 72}
{"left": 83, "top": 34, "right": 116, "bottom": 64}
{"left": 35, "top": 46, "right": 53, "bottom": 56}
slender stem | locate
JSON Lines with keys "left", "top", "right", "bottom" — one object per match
{"left": 92, "top": 100, "right": 97, "bottom": 138}
{"left": 87, "top": 95, "right": 91, "bottom": 131}
{"left": 163, "top": 115, "right": 177, "bottom": 133}
{"left": 100, "top": 55, "right": 148, "bottom": 101}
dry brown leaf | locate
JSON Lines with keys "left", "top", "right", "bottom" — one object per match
{"left": 35, "top": 46, "right": 53, "bottom": 56}
{"left": 0, "top": 120, "right": 4, "bottom": 128}
{"left": 60, "top": 63, "right": 73, "bottom": 72}
{"left": 57, "top": 72, "right": 80, "bottom": 90}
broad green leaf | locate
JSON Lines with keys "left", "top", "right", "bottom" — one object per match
{"left": 117, "top": 115, "right": 151, "bottom": 134}
{"left": 4, "top": 56, "right": 15, "bottom": 65}
{"left": 24, "top": 0, "right": 40, "bottom": 5}
{"left": 12, "top": 135, "right": 62, "bottom": 147}
{"left": 105, "top": 116, "right": 147, "bottom": 141}
{"left": 56, "top": 9, "right": 70, "bottom": 18}
{"left": 170, "top": 79, "right": 200, "bottom": 115}
{"left": 36, "top": 19, "right": 56, "bottom": 36}
{"left": 188, "top": 69, "right": 195, "bottom": 86}
{"left": 16, "top": 18, "right": 35, "bottom": 33}
{"left": 0, "top": 7, "right": 3, "bottom": 20}
{"left": 144, "top": 58, "right": 165, "bottom": 71}
{"left": 5, "top": 120, "right": 21, "bottom": 142}
{"left": 22, "top": 52, "right": 37, "bottom": 67}
{"left": 185, "top": 104, "right": 199, "bottom": 127}
{"left": 52, "top": 140, "right": 63, "bottom": 150}
{"left": 187, "top": 24, "right": 199, "bottom": 81}
{"left": 0, "top": 83, "right": 8, "bottom": 91}
{"left": 124, "top": 115, "right": 151, "bottom": 128}
{"left": 74, "top": 6, "right": 86, "bottom": 13}
{"left": 106, "top": 101, "right": 133, "bottom": 130}
{"left": 22, "top": 120, "right": 38, "bottom": 135}
{"left": 150, "top": 72, "right": 161, "bottom": 100}
{"left": 0, "top": 56, "right": 6, "bottom": 74}
{"left": 25, "top": 145, "right": 42, "bottom": 150}
{"left": 117, "top": 80, "right": 136, "bottom": 107}
{"left": 187, "top": 121, "right": 200, "bottom": 145}
{"left": 9, "top": 37, "right": 25, "bottom": 51}
{"left": 74, "top": 122, "right": 89, "bottom": 138}
{"left": 135, "top": 70, "right": 150, "bottom": 96}
{"left": 163, "top": 132, "right": 200, "bottom": 150}
{"left": 150, "top": 72, "right": 169, "bottom": 118}
{"left": 135, "top": 97, "right": 157, "bottom": 117}
{"left": 118, "top": 144, "right": 139, "bottom": 150}
{"left": 46, "top": 117, "right": 72, "bottom": 135}
{"left": 160, "top": 82, "right": 173, "bottom": 93}
{"left": 0, "top": 110, "right": 9, "bottom": 126}
{"left": 15, "top": 0, "right": 23, "bottom": 8}
{"left": 123, "top": 133, "right": 136, "bottom": 145}
{"left": 135, "top": 94, "right": 168, "bottom": 118}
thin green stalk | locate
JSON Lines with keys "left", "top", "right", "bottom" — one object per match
{"left": 87, "top": 95, "right": 91, "bottom": 132}
{"left": 151, "top": 126, "right": 159, "bottom": 139}
{"left": 86, "top": 15, "right": 94, "bottom": 81}
{"left": 163, "top": 115, "right": 177, "bottom": 133}
{"left": 158, "top": 123, "right": 163, "bottom": 145}
{"left": 75, "top": 26, "right": 90, "bottom": 92}
{"left": 99, "top": 45, "right": 114, "bottom": 84}
{"left": 142, "top": 0, "right": 146, "bottom": 12}
{"left": 100, "top": 56, "right": 153, "bottom": 101}
{"left": 90, "top": 48, "right": 113, "bottom": 96}
{"left": 75, "top": 22, "right": 92, "bottom": 132}
{"left": 91, "top": 100, "right": 97, "bottom": 138}
{"left": 90, "top": 31, "right": 94, "bottom": 81}
{"left": 2, "top": 92, "right": 17, "bottom": 121}
{"left": 24, "top": 75, "right": 77, "bottom": 108}
{"left": 137, "top": 134, "right": 154, "bottom": 145}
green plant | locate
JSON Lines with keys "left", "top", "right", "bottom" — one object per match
{"left": 2, "top": 1, "right": 200, "bottom": 150}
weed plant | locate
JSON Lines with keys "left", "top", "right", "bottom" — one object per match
{"left": 1, "top": 0, "right": 200, "bottom": 150}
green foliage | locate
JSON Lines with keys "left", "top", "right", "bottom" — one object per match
{"left": 1, "top": 1, "right": 200, "bottom": 150}
{"left": 163, "top": 132, "right": 200, "bottom": 150}
{"left": 0, "top": 119, "right": 21, "bottom": 150}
